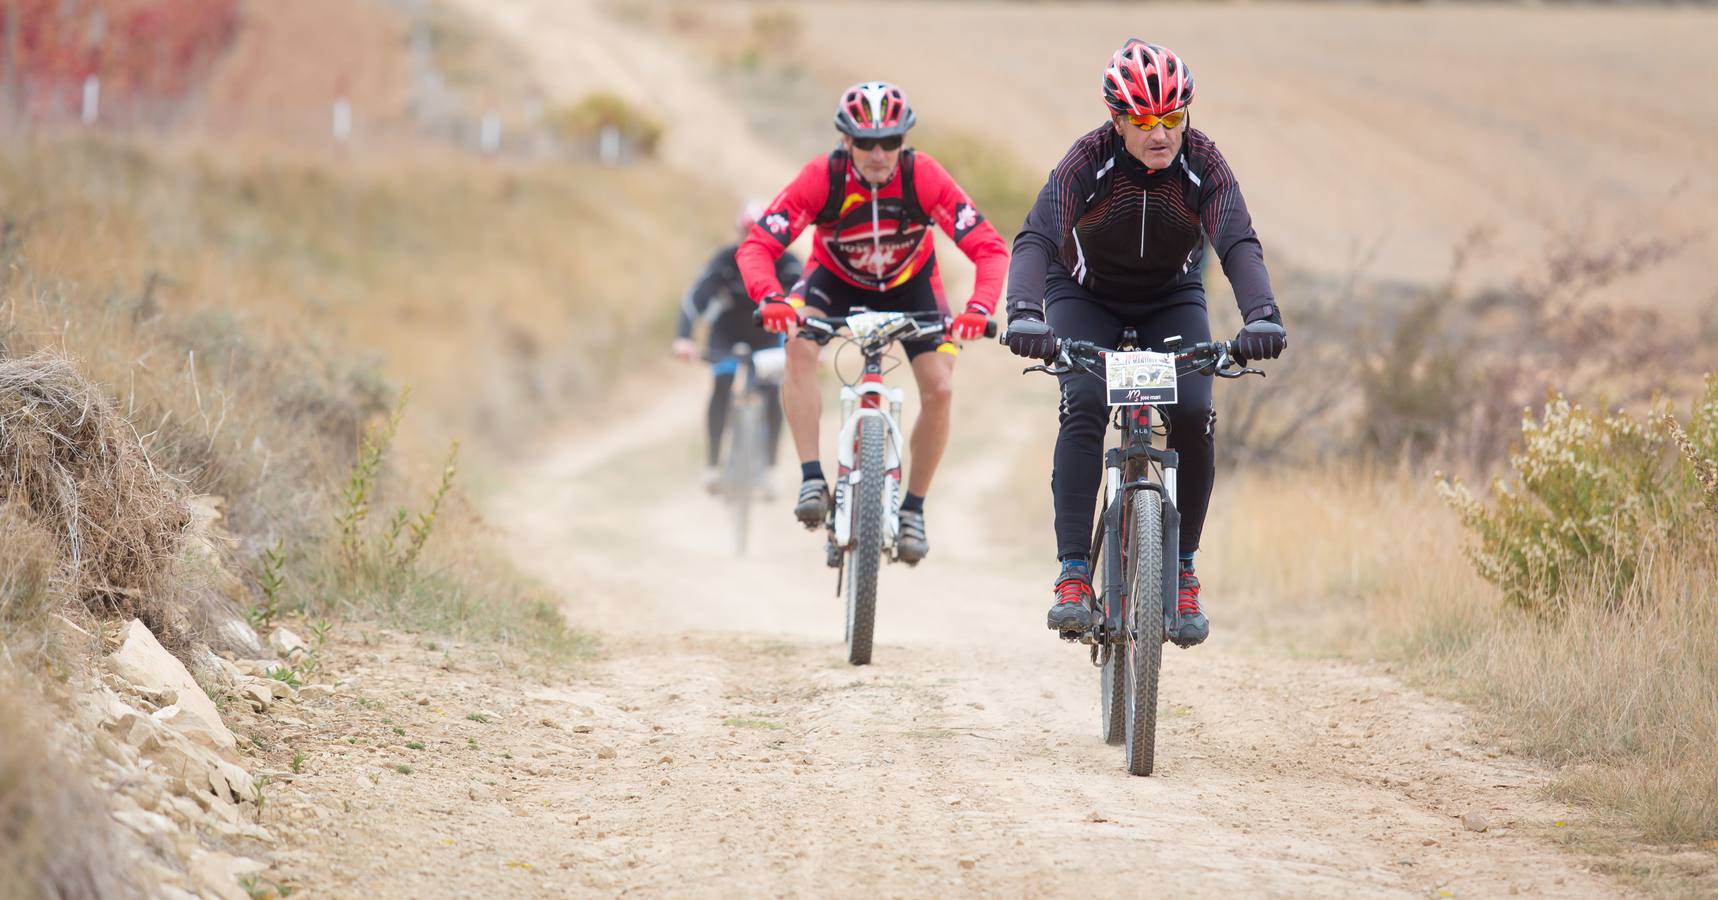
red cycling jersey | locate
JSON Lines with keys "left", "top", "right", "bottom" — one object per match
{"left": 737, "top": 150, "right": 1008, "bottom": 314}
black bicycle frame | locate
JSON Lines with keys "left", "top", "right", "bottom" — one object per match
{"left": 1092, "top": 404, "right": 1182, "bottom": 647}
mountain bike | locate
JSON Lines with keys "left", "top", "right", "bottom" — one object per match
{"left": 1022, "top": 324, "right": 1275, "bottom": 775}
{"left": 717, "top": 343, "right": 786, "bottom": 556}
{"left": 794, "top": 310, "right": 996, "bottom": 665}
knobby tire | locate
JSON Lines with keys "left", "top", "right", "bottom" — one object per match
{"left": 845, "top": 416, "right": 885, "bottom": 666}
{"left": 1125, "top": 489, "right": 1165, "bottom": 776}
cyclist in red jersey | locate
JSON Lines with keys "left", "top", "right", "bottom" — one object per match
{"left": 737, "top": 81, "right": 1008, "bottom": 563}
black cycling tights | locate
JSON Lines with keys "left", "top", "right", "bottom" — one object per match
{"left": 707, "top": 374, "right": 784, "bottom": 468}
{"left": 1047, "top": 292, "right": 1215, "bottom": 561}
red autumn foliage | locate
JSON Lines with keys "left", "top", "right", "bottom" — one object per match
{"left": 2, "top": 0, "right": 241, "bottom": 118}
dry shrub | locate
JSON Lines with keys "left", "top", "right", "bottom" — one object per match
{"left": 1208, "top": 469, "right": 1718, "bottom": 846}
{"left": 0, "top": 353, "right": 192, "bottom": 638}
{"left": 1222, "top": 227, "right": 1698, "bottom": 472}
{"left": 0, "top": 676, "right": 144, "bottom": 900}
{"left": 1439, "top": 376, "right": 1718, "bottom": 615}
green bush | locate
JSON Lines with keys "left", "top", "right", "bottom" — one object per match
{"left": 1439, "top": 376, "right": 1718, "bottom": 614}
{"left": 548, "top": 92, "right": 662, "bottom": 159}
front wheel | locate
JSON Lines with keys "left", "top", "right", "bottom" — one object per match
{"left": 844, "top": 415, "right": 885, "bottom": 666}
{"left": 1124, "top": 489, "right": 1165, "bottom": 776}
{"left": 1098, "top": 501, "right": 1124, "bottom": 745}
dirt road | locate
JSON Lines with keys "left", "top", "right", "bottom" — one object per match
{"left": 251, "top": 347, "right": 1624, "bottom": 896}
{"left": 441, "top": 348, "right": 1613, "bottom": 897}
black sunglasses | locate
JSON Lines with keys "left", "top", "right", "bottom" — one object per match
{"left": 852, "top": 135, "right": 904, "bottom": 152}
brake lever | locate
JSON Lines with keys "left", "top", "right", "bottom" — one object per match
{"left": 1215, "top": 362, "right": 1266, "bottom": 379}
{"left": 1022, "top": 363, "right": 1072, "bottom": 376}
{"left": 795, "top": 329, "right": 834, "bottom": 347}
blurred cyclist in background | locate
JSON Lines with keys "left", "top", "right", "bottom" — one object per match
{"left": 673, "top": 203, "right": 805, "bottom": 493}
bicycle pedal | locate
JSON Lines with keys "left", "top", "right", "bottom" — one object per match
{"left": 1057, "top": 629, "right": 1086, "bottom": 643}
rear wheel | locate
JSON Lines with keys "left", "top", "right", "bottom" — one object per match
{"left": 844, "top": 415, "right": 885, "bottom": 666}
{"left": 1124, "top": 488, "right": 1165, "bottom": 776}
{"left": 723, "top": 400, "right": 761, "bottom": 556}
{"left": 1100, "top": 645, "right": 1125, "bottom": 746}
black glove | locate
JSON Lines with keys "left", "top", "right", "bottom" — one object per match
{"left": 1234, "top": 318, "right": 1286, "bottom": 363}
{"left": 1004, "top": 316, "right": 1057, "bottom": 361}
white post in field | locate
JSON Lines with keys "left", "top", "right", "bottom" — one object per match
{"left": 333, "top": 97, "right": 353, "bottom": 143}
{"left": 599, "top": 124, "right": 621, "bottom": 165}
{"left": 81, "top": 75, "right": 100, "bottom": 124}
{"left": 480, "top": 112, "right": 501, "bottom": 155}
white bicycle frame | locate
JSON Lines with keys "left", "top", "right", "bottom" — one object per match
{"left": 830, "top": 381, "right": 906, "bottom": 551}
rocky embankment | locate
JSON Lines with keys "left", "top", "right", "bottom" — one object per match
{"left": 69, "top": 618, "right": 339, "bottom": 899}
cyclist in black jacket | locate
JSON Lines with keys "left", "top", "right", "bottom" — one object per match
{"left": 1003, "top": 40, "right": 1287, "bottom": 647}
{"left": 673, "top": 204, "right": 805, "bottom": 493}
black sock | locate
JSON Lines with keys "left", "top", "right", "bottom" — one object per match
{"left": 801, "top": 461, "right": 824, "bottom": 483}
{"left": 901, "top": 492, "right": 925, "bottom": 514}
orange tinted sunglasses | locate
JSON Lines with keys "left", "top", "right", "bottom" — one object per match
{"left": 1123, "top": 108, "right": 1188, "bottom": 131}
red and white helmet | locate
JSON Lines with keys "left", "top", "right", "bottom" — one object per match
{"left": 1102, "top": 39, "right": 1195, "bottom": 117}
{"left": 833, "top": 81, "right": 916, "bottom": 138}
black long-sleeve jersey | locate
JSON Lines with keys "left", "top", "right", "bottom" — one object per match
{"left": 676, "top": 245, "right": 804, "bottom": 359}
{"left": 1006, "top": 125, "right": 1277, "bottom": 323}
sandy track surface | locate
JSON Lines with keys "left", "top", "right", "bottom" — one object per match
{"left": 254, "top": 349, "right": 1622, "bottom": 896}
{"left": 415, "top": 350, "right": 1618, "bottom": 897}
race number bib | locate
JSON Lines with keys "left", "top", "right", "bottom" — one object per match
{"left": 1105, "top": 351, "right": 1177, "bottom": 406}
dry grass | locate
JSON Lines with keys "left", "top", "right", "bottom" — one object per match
{"left": 0, "top": 511, "right": 75, "bottom": 675}
{"left": 0, "top": 136, "right": 730, "bottom": 463}
{"left": 1, "top": 133, "right": 729, "bottom": 660}
{"left": 1203, "top": 468, "right": 1490, "bottom": 658}
{"left": 302, "top": 506, "right": 597, "bottom": 661}
{"left": 0, "top": 354, "right": 192, "bottom": 631}
{"left": 1204, "top": 469, "right": 1718, "bottom": 852}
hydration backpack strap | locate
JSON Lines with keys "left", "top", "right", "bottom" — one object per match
{"left": 813, "top": 148, "right": 936, "bottom": 231}
{"left": 813, "top": 149, "right": 849, "bottom": 227}
{"left": 896, "top": 149, "right": 933, "bottom": 233}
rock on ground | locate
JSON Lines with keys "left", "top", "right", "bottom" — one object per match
{"left": 106, "top": 620, "right": 236, "bottom": 758}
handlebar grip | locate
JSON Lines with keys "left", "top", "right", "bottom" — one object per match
{"left": 752, "top": 308, "right": 764, "bottom": 326}
{"left": 983, "top": 320, "right": 999, "bottom": 339}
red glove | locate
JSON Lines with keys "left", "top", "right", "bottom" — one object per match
{"left": 949, "top": 304, "right": 990, "bottom": 342}
{"left": 759, "top": 295, "right": 802, "bottom": 334}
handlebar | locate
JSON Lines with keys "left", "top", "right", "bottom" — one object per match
{"left": 1023, "top": 336, "right": 1265, "bottom": 381}
{"left": 750, "top": 308, "right": 999, "bottom": 345}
